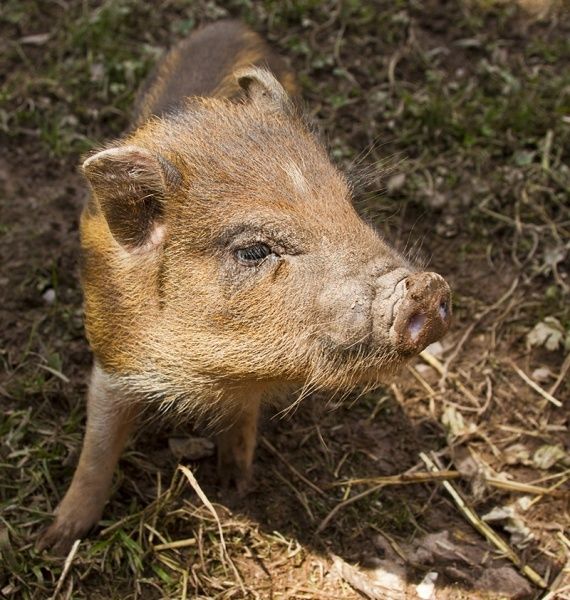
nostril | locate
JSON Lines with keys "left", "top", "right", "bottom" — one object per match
{"left": 408, "top": 313, "right": 426, "bottom": 342}
{"left": 392, "top": 271, "right": 451, "bottom": 353}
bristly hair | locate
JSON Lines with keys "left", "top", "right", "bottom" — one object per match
{"left": 110, "top": 318, "right": 405, "bottom": 432}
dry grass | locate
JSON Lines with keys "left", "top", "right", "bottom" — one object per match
{"left": 1, "top": 0, "right": 568, "bottom": 598}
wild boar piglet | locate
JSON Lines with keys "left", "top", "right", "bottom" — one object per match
{"left": 38, "top": 20, "right": 451, "bottom": 554}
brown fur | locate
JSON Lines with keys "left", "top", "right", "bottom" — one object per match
{"left": 38, "top": 20, "right": 451, "bottom": 554}
{"left": 134, "top": 20, "right": 298, "bottom": 124}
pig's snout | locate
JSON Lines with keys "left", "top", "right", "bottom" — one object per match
{"left": 391, "top": 272, "right": 451, "bottom": 355}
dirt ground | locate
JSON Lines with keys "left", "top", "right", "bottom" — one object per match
{"left": 0, "top": 1, "right": 568, "bottom": 599}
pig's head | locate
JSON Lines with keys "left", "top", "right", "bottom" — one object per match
{"left": 81, "top": 68, "right": 451, "bottom": 404}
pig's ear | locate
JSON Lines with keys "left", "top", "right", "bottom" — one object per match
{"left": 82, "top": 145, "right": 177, "bottom": 252}
{"left": 236, "top": 67, "right": 294, "bottom": 115}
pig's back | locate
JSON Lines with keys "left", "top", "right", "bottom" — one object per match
{"left": 134, "top": 20, "right": 298, "bottom": 125}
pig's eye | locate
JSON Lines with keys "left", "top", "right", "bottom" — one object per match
{"left": 235, "top": 243, "right": 273, "bottom": 266}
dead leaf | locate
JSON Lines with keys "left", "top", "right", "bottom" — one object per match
{"left": 442, "top": 405, "right": 476, "bottom": 438}
{"left": 504, "top": 444, "right": 532, "bottom": 466}
{"left": 527, "top": 317, "right": 565, "bottom": 352}
{"left": 533, "top": 444, "right": 568, "bottom": 470}
{"left": 482, "top": 498, "right": 535, "bottom": 548}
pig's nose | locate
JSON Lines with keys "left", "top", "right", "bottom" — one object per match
{"left": 392, "top": 272, "right": 451, "bottom": 355}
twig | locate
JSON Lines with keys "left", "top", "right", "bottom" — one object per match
{"left": 419, "top": 351, "right": 481, "bottom": 407}
{"left": 390, "top": 383, "right": 405, "bottom": 405}
{"left": 143, "top": 523, "right": 169, "bottom": 547}
{"left": 509, "top": 361, "right": 562, "bottom": 407}
{"left": 317, "top": 482, "right": 386, "bottom": 534}
{"left": 528, "top": 474, "right": 570, "bottom": 509}
{"left": 541, "top": 129, "right": 553, "bottom": 171}
{"left": 407, "top": 365, "right": 437, "bottom": 397}
{"left": 261, "top": 436, "right": 326, "bottom": 497}
{"left": 272, "top": 466, "right": 315, "bottom": 522}
{"left": 178, "top": 465, "right": 245, "bottom": 593}
{"left": 558, "top": 532, "right": 570, "bottom": 551}
{"left": 420, "top": 452, "right": 547, "bottom": 589}
{"left": 387, "top": 49, "right": 404, "bottom": 88}
{"left": 317, "top": 466, "right": 566, "bottom": 535}
{"left": 485, "top": 476, "right": 567, "bottom": 498}
{"left": 153, "top": 538, "right": 197, "bottom": 551}
{"left": 181, "top": 570, "right": 189, "bottom": 600}
{"left": 50, "top": 539, "right": 81, "bottom": 600}
{"left": 334, "top": 472, "right": 566, "bottom": 498}
{"left": 37, "top": 364, "right": 70, "bottom": 383}
{"left": 541, "top": 555, "right": 570, "bottom": 600}
{"left": 530, "top": 468, "right": 570, "bottom": 486}
{"left": 549, "top": 352, "right": 570, "bottom": 396}
{"left": 317, "top": 470, "right": 460, "bottom": 534}
{"left": 99, "top": 468, "right": 184, "bottom": 537}
{"left": 330, "top": 470, "right": 460, "bottom": 487}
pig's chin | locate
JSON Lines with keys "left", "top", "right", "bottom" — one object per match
{"left": 310, "top": 336, "right": 412, "bottom": 392}
{"left": 353, "top": 356, "right": 409, "bottom": 388}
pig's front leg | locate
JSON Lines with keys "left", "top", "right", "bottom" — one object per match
{"left": 37, "top": 365, "right": 138, "bottom": 555}
{"left": 216, "top": 395, "right": 261, "bottom": 496}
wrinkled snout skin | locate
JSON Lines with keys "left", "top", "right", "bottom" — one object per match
{"left": 37, "top": 20, "right": 451, "bottom": 555}
{"left": 317, "top": 254, "right": 451, "bottom": 367}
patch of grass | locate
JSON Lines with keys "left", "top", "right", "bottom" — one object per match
{"left": 1, "top": 0, "right": 158, "bottom": 156}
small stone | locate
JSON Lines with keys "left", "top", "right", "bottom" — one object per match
{"left": 42, "top": 288, "right": 56, "bottom": 304}
{"left": 474, "top": 567, "right": 532, "bottom": 599}
{"left": 168, "top": 437, "right": 215, "bottom": 461}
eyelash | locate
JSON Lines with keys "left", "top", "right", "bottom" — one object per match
{"left": 234, "top": 243, "right": 275, "bottom": 266}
